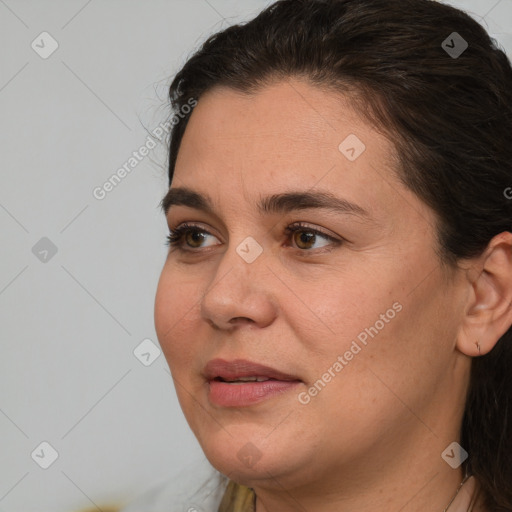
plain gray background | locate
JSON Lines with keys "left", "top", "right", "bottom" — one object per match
{"left": 0, "top": 1, "right": 511, "bottom": 511}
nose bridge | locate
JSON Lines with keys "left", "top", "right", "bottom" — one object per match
{"left": 200, "top": 231, "right": 275, "bottom": 327}
{"left": 207, "top": 231, "right": 267, "bottom": 298}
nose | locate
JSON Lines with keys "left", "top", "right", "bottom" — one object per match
{"left": 200, "top": 241, "right": 277, "bottom": 330}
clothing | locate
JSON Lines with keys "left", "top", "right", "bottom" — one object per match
{"left": 449, "top": 476, "right": 483, "bottom": 512}
{"left": 118, "top": 457, "right": 229, "bottom": 512}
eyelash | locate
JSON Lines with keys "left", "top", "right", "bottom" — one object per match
{"left": 165, "top": 222, "right": 342, "bottom": 253}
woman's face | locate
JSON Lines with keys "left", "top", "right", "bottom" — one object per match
{"left": 154, "top": 79, "right": 471, "bottom": 491}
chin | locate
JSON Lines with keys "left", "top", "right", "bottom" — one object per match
{"left": 197, "top": 427, "right": 304, "bottom": 486}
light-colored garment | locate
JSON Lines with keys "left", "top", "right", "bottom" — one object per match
{"left": 118, "top": 457, "right": 229, "bottom": 512}
{"left": 449, "top": 476, "right": 483, "bottom": 512}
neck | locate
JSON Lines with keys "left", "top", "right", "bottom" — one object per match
{"left": 254, "top": 467, "right": 466, "bottom": 512}
{"left": 252, "top": 419, "right": 469, "bottom": 512}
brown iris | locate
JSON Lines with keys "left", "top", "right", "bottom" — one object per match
{"left": 293, "top": 230, "right": 316, "bottom": 250}
{"left": 186, "top": 230, "right": 207, "bottom": 248}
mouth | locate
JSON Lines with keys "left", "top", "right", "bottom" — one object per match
{"left": 203, "top": 358, "right": 302, "bottom": 383}
{"left": 203, "top": 358, "right": 302, "bottom": 407}
{"left": 212, "top": 376, "right": 281, "bottom": 383}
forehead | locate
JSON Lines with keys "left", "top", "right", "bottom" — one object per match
{"left": 172, "top": 78, "right": 417, "bottom": 224}
{"left": 178, "top": 79, "right": 384, "bottom": 159}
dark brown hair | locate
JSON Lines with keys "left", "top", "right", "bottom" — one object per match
{"left": 163, "top": 0, "right": 512, "bottom": 510}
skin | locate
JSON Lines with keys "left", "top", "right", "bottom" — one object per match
{"left": 154, "top": 78, "right": 512, "bottom": 512}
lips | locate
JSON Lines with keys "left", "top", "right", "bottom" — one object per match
{"left": 203, "top": 358, "right": 303, "bottom": 407}
{"left": 203, "top": 358, "right": 302, "bottom": 383}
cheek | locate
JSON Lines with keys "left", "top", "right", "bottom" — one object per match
{"left": 283, "top": 268, "right": 400, "bottom": 353}
{"left": 154, "top": 269, "right": 201, "bottom": 365}
{"left": 284, "top": 264, "right": 428, "bottom": 399}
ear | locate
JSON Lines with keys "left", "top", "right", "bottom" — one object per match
{"left": 456, "top": 231, "right": 512, "bottom": 357}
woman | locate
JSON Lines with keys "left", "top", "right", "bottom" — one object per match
{"left": 122, "top": 0, "right": 512, "bottom": 510}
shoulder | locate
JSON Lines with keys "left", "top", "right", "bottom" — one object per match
{"left": 119, "top": 458, "right": 229, "bottom": 512}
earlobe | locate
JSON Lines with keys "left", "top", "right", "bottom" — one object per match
{"left": 456, "top": 231, "right": 512, "bottom": 358}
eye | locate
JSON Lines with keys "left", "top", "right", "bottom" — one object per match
{"left": 165, "top": 223, "right": 220, "bottom": 250}
{"left": 284, "top": 222, "right": 341, "bottom": 251}
{"left": 165, "top": 222, "right": 342, "bottom": 252}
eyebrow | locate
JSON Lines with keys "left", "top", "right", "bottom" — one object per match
{"left": 160, "top": 186, "right": 372, "bottom": 220}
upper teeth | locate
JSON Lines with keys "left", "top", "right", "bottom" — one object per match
{"left": 227, "top": 376, "right": 270, "bottom": 382}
